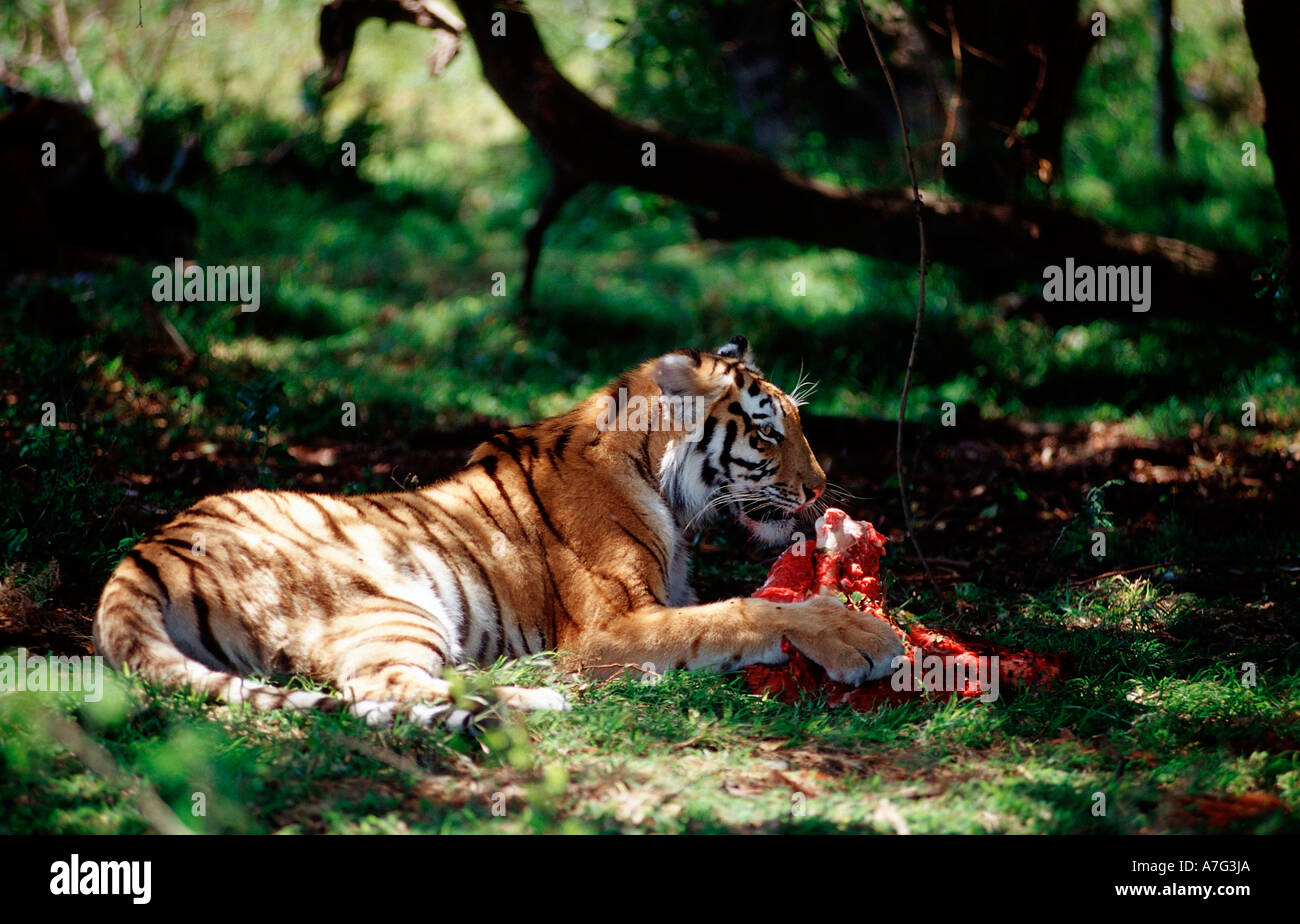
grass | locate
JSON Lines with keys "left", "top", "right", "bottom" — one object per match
{"left": 3, "top": 576, "right": 1296, "bottom": 834}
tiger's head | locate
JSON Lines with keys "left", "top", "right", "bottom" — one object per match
{"left": 651, "top": 336, "right": 826, "bottom": 544}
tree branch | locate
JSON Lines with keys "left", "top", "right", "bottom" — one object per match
{"left": 319, "top": 0, "right": 464, "bottom": 93}
{"left": 446, "top": 0, "right": 1256, "bottom": 318}
{"left": 321, "top": 0, "right": 1261, "bottom": 321}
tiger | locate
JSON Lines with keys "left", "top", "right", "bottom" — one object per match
{"left": 92, "top": 337, "right": 903, "bottom": 728}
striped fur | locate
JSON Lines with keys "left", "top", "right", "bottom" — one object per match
{"left": 93, "top": 339, "right": 903, "bottom": 728}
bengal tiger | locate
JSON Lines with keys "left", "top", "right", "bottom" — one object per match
{"left": 93, "top": 337, "right": 903, "bottom": 728}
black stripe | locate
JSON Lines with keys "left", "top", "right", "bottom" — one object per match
{"left": 348, "top": 658, "right": 414, "bottom": 678}
{"left": 720, "top": 419, "right": 738, "bottom": 470}
{"left": 125, "top": 550, "right": 169, "bottom": 603}
{"left": 634, "top": 430, "right": 655, "bottom": 486}
{"left": 612, "top": 519, "right": 667, "bottom": 575}
{"left": 393, "top": 495, "right": 504, "bottom": 651}
{"left": 512, "top": 454, "right": 564, "bottom": 544}
{"left": 156, "top": 546, "right": 237, "bottom": 671}
{"left": 697, "top": 415, "right": 716, "bottom": 448}
{"left": 221, "top": 498, "right": 319, "bottom": 555}
{"left": 190, "top": 588, "right": 235, "bottom": 672}
{"left": 166, "top": 519, "right": 219, "bottom": 534}
{"left": 354, "top": 596, "right": 445, "bottom": 622}
{"left": 221, "top": 498, "right": 274, "bottom": 530}
{"left": 344, "top": 618, "right": 441, "bottom": 636}
{"left": 443, "top": 560, "right": 471, "bottom": 628}
{"left": 491, "top": 595, "right": 506, "bottom": 662}
{"left": 188, "top": 507, "right": 243, "bottom": 526}
{"left": 115, "top": 577, "right": 166, "bottom": 607}
{"left": 489, "top": 448, "right": 639, "bottom": 640}
{"left": 729, "top": 401, "right": 755, "bottom": 432}
{"left": 391, "top": 495, "right": 440, "bottom": 534}
{"left": 301, "top": 494, "right": 349, "bottom": 543}
{"left": 362, "top": 496, "right": 410, "bottom": 529}
{"left": 481, "top": 465, "right": 528, "bottom": 532}
{"left": 382, "top": 501, "right": 464, "bottom": 624}
{"left": 454, "top": 544, "right": 502, "bottom": 645}
{"left": 473, "top": 626, "right": 492, "bottom": 665}
{"left": 624, "top": 507, "right": 671, "bottom": 565}
{"left": 354, "top": 634, "right": 446, "bottom": 652}
{"left": 554, "top": 426, "right": 574, "bottom": 459}
{"left": 543, "top": 568, "right": 567, "bottom": 652}
{"left": 466, "top": 485, "right": 508, "bottom": 533}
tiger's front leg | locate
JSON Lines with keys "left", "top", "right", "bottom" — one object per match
{"left": 569, "top": 595, "right": 902, "bottom": 684}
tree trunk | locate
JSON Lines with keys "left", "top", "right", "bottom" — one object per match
{"left": 1242, "top": 0, "right": 1300, "bottom": 291}
{"left": 1152, "top": 0, "right": 1180, "bottom": 163}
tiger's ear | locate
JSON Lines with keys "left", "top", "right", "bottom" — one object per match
{"left": 651, "top": 352, "right": 728, "bottom": 401}
{"left": 716, "top": 335, "right": 753, "bottom": 366}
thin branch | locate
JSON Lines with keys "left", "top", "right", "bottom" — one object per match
{"left": 50, "top": 0, "right": 94, "bottom": 108}
{"left": 43, "top": 710, "right": 193, "bottom": 835}
{"left": 1003, "top": 42, "right": 1049, "bottom": 153}
{"left": 855, "top": 1, "right": 942, "bottom": 605}
{"left": 941, "top": 3, "right": 962, "bottom": 149}
{"left": 922, "top": 19, "right": 1002, "bottom": 65}
{"left": 791, "top": 0, "right": 850, "bottom": 76}
{"left": 319, "top": 0, "right": 464, "bottom": 94}
{"left": 1066, "top": 556, "right": 1300, "bottom": 588}
{"left": 1067, "top": 561, "right": 1179, "bottom": 587}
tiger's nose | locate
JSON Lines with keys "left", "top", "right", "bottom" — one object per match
{"left": 803, "top": 483, "right": 823, "bottom": 504}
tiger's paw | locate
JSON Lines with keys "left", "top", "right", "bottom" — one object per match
{"left": 348, "top": 697, "right": 499, "bottom": 733}
{"left": 493, "top": 685, "right": 571, "bottom": 713}
{"left": 782, "top": 596, "right": 903, "bottom": 685}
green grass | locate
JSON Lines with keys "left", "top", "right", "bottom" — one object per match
{"left": 3, "top": 573, "right": 1296, "bottom": 834}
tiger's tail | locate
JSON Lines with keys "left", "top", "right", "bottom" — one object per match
{"left": 93, "top": 573, "right": 496, "bottom": 731}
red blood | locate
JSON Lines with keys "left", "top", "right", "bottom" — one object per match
{"left": 741, "top": 509, "right": 1065, "bottom": 711}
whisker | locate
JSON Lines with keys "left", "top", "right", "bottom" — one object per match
{"left": 685, "top": 489, "right": 768, "bottom": 531}
{"left": 823, "top": 481, "right": 865, "bottom": 503}
{"left": 787, "top": 367, "right": 820, "bottom": 408}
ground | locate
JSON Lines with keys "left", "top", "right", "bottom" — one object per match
{"left": 2, "top": 408, "right": 1296, "bottom": 834}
